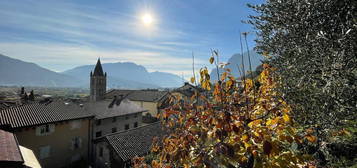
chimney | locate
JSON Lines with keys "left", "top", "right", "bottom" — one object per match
{"left": 108, "top": 96, "right": 117, "bottom": 108}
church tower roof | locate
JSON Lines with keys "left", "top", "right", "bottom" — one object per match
{"left": 93, "top": 58, "right": 104, "bottom": 76}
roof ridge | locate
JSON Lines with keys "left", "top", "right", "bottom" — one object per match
{"left": 105, "top": 122, "right": 161, "bottom": 138}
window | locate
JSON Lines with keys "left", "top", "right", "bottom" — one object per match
{"left": 125, "top": 115, "right": 129, "bottom": 120}
{"left": 112, "top": 127, "right": 117, "bottom": 133}
{"left": 39, "top": 146, "right": 50, "bottom": 159}
{"left": 125, "top": 124, "right": 129, "bottom": 130}
{"left": 95, "top": 131, "right": 102, "bottom": 138}
{"left": 134, "top": 113, "right": 138, "bottom": 118}
{"left": 71, "top": 137, "right": 82, "bottom": 150}
{"left": 96, "top": 120, "right": 101, "bottom": 126}
{"left": 112, "top": 117, "right": 116, "bottom": 123}
{"left": 99, "top": 147, "right": 103, "bottom": 157}
{"left": 70, "top": 120, "right": 82, "bottom": 130}
{"left": 134, "top": 122, "right": 138, "bottom": 128}
{"left": 36, "top": 124, "right": 55, "bottom": 136}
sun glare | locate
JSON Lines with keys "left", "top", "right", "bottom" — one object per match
{"left": 142, "top": 13, "right": 153, "bottom": 25}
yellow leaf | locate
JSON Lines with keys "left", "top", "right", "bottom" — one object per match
{"left": 283, "top": 114, "right": 291, "bottom": 123}
{"left": 266, "top": 119, "right": 272, "bottom": 126}
{"left": 245, "top": 79, "right": 253, "bottom": 91}
{"left": 190, "top": 77, "right": 195, "bottom": 84}
{"left": 226, "top": 80, "right": 233, "bottom": 88}
{"left": 272, "top": 117, "right": 280, "bottom": 125}
{"left": 242, "top": 134, "right": 249, "bottom": 142}
{"left": 244, "top": 142, "right": 251, "bottom": 149}
{"left": 209, "top": 56, "right": 214, "bottom": 64}
{"left": 248, "top": 119, "right": 262, "bottom": 128}
{"left": 221, "top": 72, "right": 228, "bottom": 81}
{"left": 253, "top": 131, "right": 260, "bottom": 138}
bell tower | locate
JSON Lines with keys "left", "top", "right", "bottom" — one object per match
{"left": 90, "top": 58, "right": 107, "bottom": 101}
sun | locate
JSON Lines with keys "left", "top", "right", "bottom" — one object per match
{"left": 141, "top": 13, "right": 153, "bottom": 25}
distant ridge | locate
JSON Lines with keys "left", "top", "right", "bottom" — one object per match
{"left": 62, "top": 62, "right": 183, "bottom": 88}
{"left": 0, "top": 54, "right": 80, "bottom": 87}
{"left": 0, "top": 54, "right": 184, "bottom": 89}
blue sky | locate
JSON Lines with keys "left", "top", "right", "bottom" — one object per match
{"left": 0, "top": 0, "right": 263, "bottom": 79}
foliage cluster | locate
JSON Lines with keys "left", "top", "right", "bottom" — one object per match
{"left": 247, "top": 0, "right": 357, "bottom": 166}
{"left": 248, "top": 0, "right": 356, "bottom": 132}
{"left": 134, "top": 59, "right": 315, "bottom": 168}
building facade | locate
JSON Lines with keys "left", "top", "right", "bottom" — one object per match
{"left": 0, "top": 102, "right": 93, "bottom": 168}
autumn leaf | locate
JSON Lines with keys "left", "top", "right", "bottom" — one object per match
{"left": 306, "top": 128, "right": 314, "bottom": 134}
{"left": 226, "top": 80, "right": 233, "bottom": 89}
{"left": 305, "top": 135, "right": 317, "bottom": 143}
{"left": 242, "top": 134, "right": 249, "bottom": 142}
{"left": 190, "top": 77, "right": 195, "bottom": 84}
{"left": 283, "top": 114, "right": 291, "bottom": 123}
{"left": 134, "top": 62, "right": 309, "bottom": 168}
{"left": 209, "top": 56, "right": 214, "bottom": 64}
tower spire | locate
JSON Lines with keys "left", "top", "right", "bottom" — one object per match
{"left": 93, "top": 58, "right": 104, "bottom": 76}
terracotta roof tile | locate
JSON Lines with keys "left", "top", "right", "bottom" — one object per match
{"left": 0, "top": 129, "right": 23, "bottom": 163}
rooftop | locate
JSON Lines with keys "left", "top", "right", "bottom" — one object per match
{"left": 105, "top": 89, "right": 168, "bottom": 102}
{"left": 0, "top": 102, "right": 93, "bottom": 128}
{"left": 0, "top": 129, "right": 23, "bottom": 163}
{"left": 103, "top": 122, "right": 163, "bottom": 162}
{"left": 84, "top": 98, "right": 147, "bottom": 120}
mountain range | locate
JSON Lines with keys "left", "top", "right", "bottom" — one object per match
{"left": 0, "top": 54, "right": 80, "bottom": 87}
{"left": 0, "top": 50, "right": 263, "bottom": 89}
{"left": 210, "top": 50, "right": 264, "bottom": 81}
{"left": 0, "top": 54, "right": 183, "bottom": 88}
{"left": 62, "top": 62, "right": 183, "bottom": 88}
